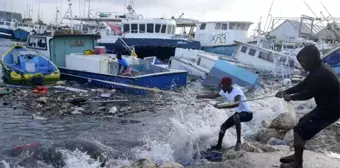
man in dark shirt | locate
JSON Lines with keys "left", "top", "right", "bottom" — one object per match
{"left": 276, "top": 45, "right": 340, "bottom": 168}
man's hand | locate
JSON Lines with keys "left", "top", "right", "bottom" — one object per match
{"left": 283, "top": 94, "right": 291, "bottom": 101}
{"left": 275, "top": 91, "right": 286, "bottom": 98}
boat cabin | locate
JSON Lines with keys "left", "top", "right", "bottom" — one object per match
{"left": 0, "top": 20, "right": 13, "bottom": 33}
{"left": 26, "top": 34, "right": 100, "bottom": 67}
{"left": 194, "top": 21, "right": 253, "bottom": 47}
{"left": 119, "top": 19, "right": 176, "bottom": 39}
{"left": 0, "top": 20, "right": 12, "bottom": 27}
{"left": 232, "top": 40, "right": 299, "bottom": 77}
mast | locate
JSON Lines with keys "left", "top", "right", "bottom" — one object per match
{"left": 38, "top": 0, "right": 41, "bottom": 21}
{"left": 60, "top": 0, "right": 74, "bottom": 34}
{"left": 55, "top": 7, "right": 59, "bottom": 25}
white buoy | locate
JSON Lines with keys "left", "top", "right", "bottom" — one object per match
{"left": 32, "top": 114, "right": 47, "bottom": 120}
{"left": 109, "top": 107, "right": 118, "bottom": 114}
{"left": 282, "top": 78, "right": 292, "bottom": 86}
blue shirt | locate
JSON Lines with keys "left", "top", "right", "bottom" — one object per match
{"left": 118, "top": 58, "right": 129, "bottom": 67}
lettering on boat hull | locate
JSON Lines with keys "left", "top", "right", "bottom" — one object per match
{"left": 210, "top": 33, "right": 227, "bottom": 44}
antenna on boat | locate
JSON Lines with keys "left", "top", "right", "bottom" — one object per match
{"left": 263, "top": 0, "right": 275, "bottom": 33}
{"left": 55, "top": 7, "right": 60, "bottom": 25}
{"left": 320, "top": 2, "right": 340, "bottom": 41}
{"left": 38, "top": 0, "right": 41, "bottom": 22}
{"left": 60, "top": 0, "right": 74, "bottom": 34}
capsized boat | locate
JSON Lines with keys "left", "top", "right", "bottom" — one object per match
{"left": 1, "top": 45, "right": 60, "bottom": 85}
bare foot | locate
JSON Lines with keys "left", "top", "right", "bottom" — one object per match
{"left": 280, "top": 154, "right": 295, "bottom": 163}
{"left": 234, "top": 143, "right": 241, "bottom": 151}
{"left": 280, "top": 162, "right": 302, "bottom": 168}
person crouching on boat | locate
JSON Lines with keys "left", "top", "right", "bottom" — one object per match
{"left": 196, "top": 77, "right": 253, "bottom": 151}
{"left": 116, "top": 53, "right": 132, "bottom": 76}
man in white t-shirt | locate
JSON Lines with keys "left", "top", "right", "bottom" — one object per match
{"left": 197, "top": 77, "right": 253, "bottom": 151}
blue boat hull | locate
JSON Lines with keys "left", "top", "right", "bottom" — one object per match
{"left": 0, "top": 27, "right": 13, "bottom": 39}
{"left": 13, "top": 28, "right": 30, "bottom": 42}
{"left": 0, "top": 33, "right": 12, "bottom": 39}
{"left": 322, "top": 46, "right": 340, "bottom": 75}
{"left": 203, "top": 59, "right": 260, "bottom": 89}
{"left": 98, "top": 38, "right": 201, "bottom": 60}
{"left": 0, "top": 27, "right": 13, "bottom": 36}
{"left": 58, "top": 67, "right": 188, "bottom": 94}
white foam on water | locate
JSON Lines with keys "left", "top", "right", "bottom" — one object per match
{"left": 59, "top": 149, "right": 102, "bottom": 168}
{"left": 132, "top": 86, "right": 316, "bottom": 166}
{"left": 326, "top": 152, "right": 340, "bottom": 160}
{"left": 0, "top": 160, "right": 11, "bottom": 168}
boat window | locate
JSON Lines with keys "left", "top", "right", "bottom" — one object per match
{"left": 37, "top": 38, "right": 47, "bottom": 49}
{"left": 18, "top": 23, "right": 23, "bottom": 26}
{"left": 27, "top": 37, "right": 36, "bottom": 47}
{"left": 259, "top": 51, "right": 267, "bottom": 60}
{"left": 236, "top": 23, "right": 243, "bottom": 30}
{"left": 241, "top": 46, "right": 247, "bottom": 53}
{"left": 167, "top": 25, "right": 171, "bottom": 34}
{"left": 147, "top": 24, "right": 153, "bottom": 33}
{"left": 27, "top": 37, "right": 47, "bottom": 50}
{"left": 240, "top": 24, "right": 246, "bottom": 30}
{"left": 248, "top": 48, "right": 256, "bottom": 56}
{"left": 215, "top": 23, "right": 221, "bottom": 29}
{"left": 244, "top": 24, "right": 250, "bottom": 30}
{"left": 222, "top": 23, "right": 228, "bottom": 30}
{"left": 139, "top": 24, "right": 145, "bottom": 33}
{"left": 123, "top": 24, "right": 130, "bottom": 33}
{"left": 131, "top": 24, "right": 138, "bottom": 33}
{"left": 23, "top": 24, "right": 28, "bottom": 27}
{"left": 0, "top": 22, "right": 4, "bottom": 25}
{"left": 229, "top": 23, "right": 236, "bottom": 30}
{"left": 161, "top": 25, "right": 166, "bottom": 33}
{"left": 279, "top": 57, "right": 287, "bottom": 63}
{"left": 289, "top": 59, "right": 295, "bottom": 67}
{"left": 155, "top": 24, "right": 161, "bottom": 33}
{"left": 29, "top": 25, "right": 34, "bottom": 28}
{"left": 172, "top": 25, "right": 176, "bottom": 34}
{"left": 267, "top": 53, "right": 274, "bottom": 62}
{"left": 5, "top": 22, "right": 10, "bottom": 26}
{"left": 200, "top": 23, "right": 206, "bottom": 30}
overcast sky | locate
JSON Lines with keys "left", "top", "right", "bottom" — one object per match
{"left": 1, "top": 0, "right": 339, "bottom": 32}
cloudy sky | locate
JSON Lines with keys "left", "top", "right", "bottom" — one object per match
{"left": 1, "top": 0, "right": 339, "bottom": 32}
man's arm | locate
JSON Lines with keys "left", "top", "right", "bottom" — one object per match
{"left": 284, "top": 76, "right": 309, "bottom": 94}
{"left": 117, "top": 64, "right": 121, "bottom": 74}
{"left": 197, "top": 93, "right": 220, "bottom": 99}
{"left": 215, "top": 95, "right": 241, "bottom": 109}
{"left": 289, "top": 74, "right": 321, "bottom": 101}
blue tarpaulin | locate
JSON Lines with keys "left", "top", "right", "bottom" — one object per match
{"left": 203, "top": 59, "right": 260, "bottom": 88}
{"left": 322, "top": 46, "right": 340, "bottom": 75}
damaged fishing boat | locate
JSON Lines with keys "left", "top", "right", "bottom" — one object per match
{"left": 25, "top": 34, "right": 188, "bottom": 94}
{"left": 169, "top": 40, "right": 302, "bottom": 88}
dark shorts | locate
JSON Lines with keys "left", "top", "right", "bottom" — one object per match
{"left": 294, "top": 107, "right": 340, "bottom": 141}
{"left": 221, "top": 112, "right": 253, "bottom": 131}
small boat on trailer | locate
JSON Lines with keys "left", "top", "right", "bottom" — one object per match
{"left": 26, "top": 34, "right": 188, "bottom": 94}
{"left": 1, "top": 46, "right": 60, "bottom": 85}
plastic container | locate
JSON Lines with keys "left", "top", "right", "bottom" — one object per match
{"left": 95, "top": 46, "right": 106, "bottom": 54}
